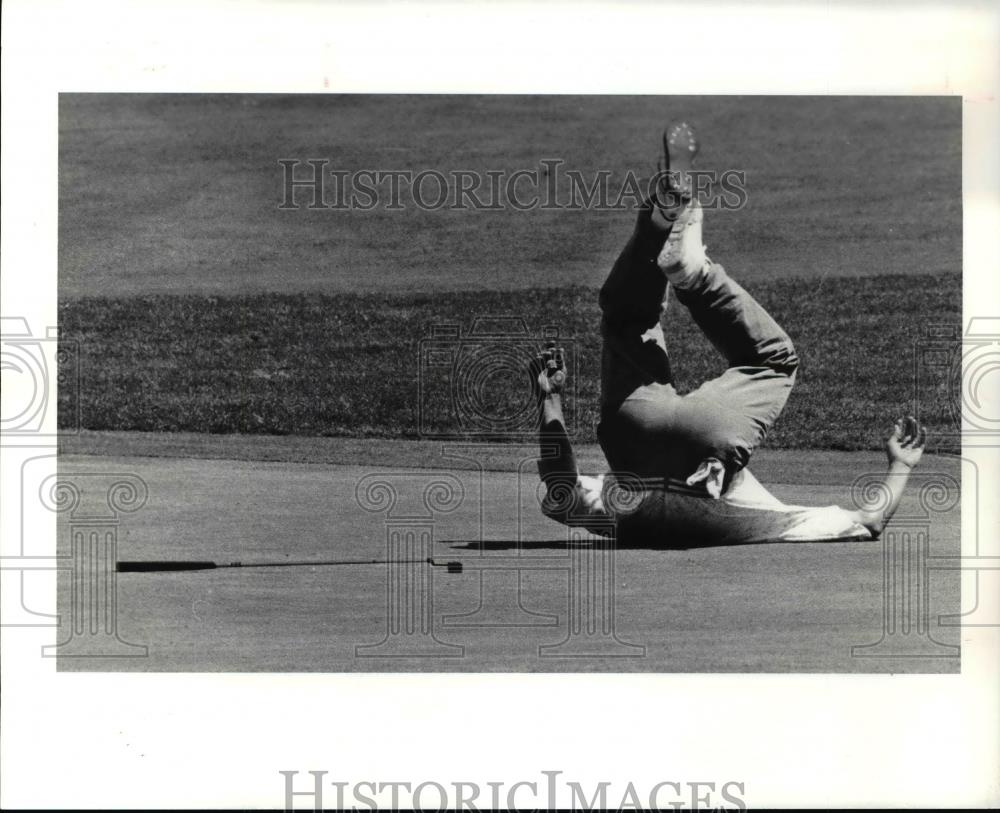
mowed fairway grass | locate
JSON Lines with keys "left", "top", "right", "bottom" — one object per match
{"left": 61, "top": 274, "right": 960, "bottom": 451}
{"left": 59, "top": 95, "right": 962, "bottom": 450}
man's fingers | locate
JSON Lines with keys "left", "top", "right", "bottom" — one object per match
{"left": 909, "top": 424, "right": 927, "bottom": 449}
{"left": 685, "top": 463, "right": 709, "bottom": 486}
{"left": 532, "top": 352, "right": 550, "bottom": 385}
{"left": 555, "top": 346, "right": 565, "bottom": 371}
{"left": 892, "top": 416, "right": 927, "bottom": 450}
{"left": 891, "top": 416, "right": 917, "bottom": 443}
{"left": 536, "top": 346, "right": 565, "bottom": 375}
{"left": 686, "top": 459, "right": 724, "bottom": 498}
{"left": 685, "top": 459, "right": 715, "bottom": 485}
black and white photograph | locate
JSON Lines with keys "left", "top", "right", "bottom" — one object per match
{"left": 51, "top": 93, "right": 964, "bottom": 673}
{"left": 2, "top": 1, "right": 998, "bottom": 809}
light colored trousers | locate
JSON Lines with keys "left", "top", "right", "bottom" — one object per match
{"left": 597, "top": 201, "right": 800, "bottom": 485}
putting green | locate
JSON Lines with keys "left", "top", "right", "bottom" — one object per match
{"left": 51, "top": 436, "right": 962, "bottom": 672}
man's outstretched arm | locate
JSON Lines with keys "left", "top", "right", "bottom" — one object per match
{"left": 533, "top": 345, "right": 578, "bottom": 489}
{"left": 851, "top": 415, "right": 928, "bottom": 538}
{"left": 532, "top": 346, "right": 613, "bottom": 535}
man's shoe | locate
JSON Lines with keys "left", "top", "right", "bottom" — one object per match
{"left": 653, "top": 121, "right": 700, "bottom": 222}
{"left": 656, "top": 200, "right": 707, "bottom": 287}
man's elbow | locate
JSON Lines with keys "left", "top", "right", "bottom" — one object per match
{"left": 855, "top": 509, "right": 885, "bottom": 539}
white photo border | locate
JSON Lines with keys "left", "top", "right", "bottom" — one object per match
{"left": 2, "top": 0, "right": 998, "bottom": 808}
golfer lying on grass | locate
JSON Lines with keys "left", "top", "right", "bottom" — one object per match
{"left": 535, "top": 122, "right": 927, "bottom": 544}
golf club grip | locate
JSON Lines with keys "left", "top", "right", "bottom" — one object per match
{"left": 117, "top": 561, "right": 219, "bottom": 572}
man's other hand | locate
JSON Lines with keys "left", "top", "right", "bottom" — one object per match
{"left": 686, "top": 456, "right": 726, "bottom": 499}
{"left": 533, "top": 344, "right": 567, "bottom": 396}
{"left": 886, "top": 415, "right": 927, "bottom": 469}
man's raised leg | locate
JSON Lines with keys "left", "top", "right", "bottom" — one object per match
{"left": 658, "top": 203, "right": 799, "bottom": 376}
{"left": 657, "top": 200, "right": 800, "bottom": 471}
{"left": 597, "top": 122, "right": 700, "bottom": 416}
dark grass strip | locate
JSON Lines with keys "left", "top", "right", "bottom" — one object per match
{"left": 58, "top": 272, "right": 961, "bottom": 452}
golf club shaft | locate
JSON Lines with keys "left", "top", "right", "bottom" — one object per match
{"left": 117, "top": 557, "right": 461, "bottom": 573}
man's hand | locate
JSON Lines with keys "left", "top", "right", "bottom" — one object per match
{"left": 686, "top": 456, "right": 726, "bottom": 499}
{"left": 886, "top": 415, "right": 927, "bottom": 469}
{"left": 853, "top": 416, "right": 929, "bottom": 537}
{"left": 533, "top": 344, "right": 567, "bottom": 397}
